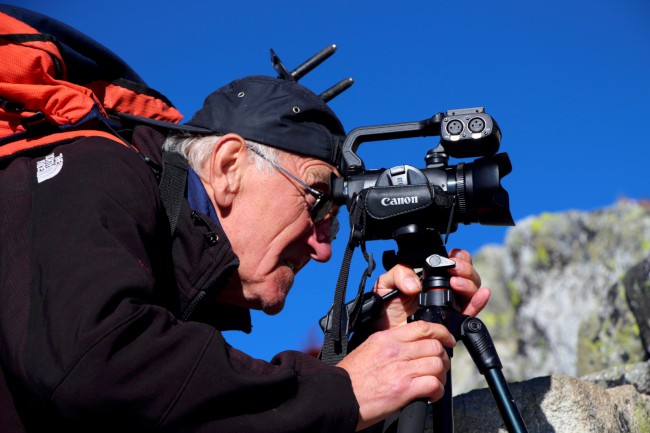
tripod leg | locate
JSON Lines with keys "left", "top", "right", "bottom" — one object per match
{"left": 396, "top": 306, "right": 455, "bottom": 433}
{"left": 460, "top": 317, "right": 528, "bottom": 433}
{"left": 429, "top": 375, "right": 453, "bottom": 433}
{"left": 396, "top": 399, "right": 429, "bottom": 433}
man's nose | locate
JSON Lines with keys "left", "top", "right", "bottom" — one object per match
{"left": 309, "top": 220, "right": 333, "bottom": 262}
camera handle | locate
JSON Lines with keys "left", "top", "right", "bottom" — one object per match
{"left": 381, "top": 226, "right": 528, "bottom": 433}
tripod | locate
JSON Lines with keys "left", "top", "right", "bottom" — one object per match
{"left": 381, "top": 225, "right": 528, "bottom": 433}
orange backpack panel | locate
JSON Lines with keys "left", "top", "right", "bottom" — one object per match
{"left": 0, "top": 5, "right": 183, "bottom": 159}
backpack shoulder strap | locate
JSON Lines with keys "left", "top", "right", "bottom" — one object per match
{"left": 160, "top": 151, "right": 189, "bottom": 235}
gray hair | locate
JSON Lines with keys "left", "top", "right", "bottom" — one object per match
{"left": 162, "top": 133, "right": 282, "bottom": 178}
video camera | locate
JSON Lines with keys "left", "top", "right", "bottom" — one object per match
{"left": 332, "top": 106, "right": 514, "bottom": 241}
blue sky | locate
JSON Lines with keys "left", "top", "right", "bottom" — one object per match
{"left": 9, "top": 0, "right": 650, "bottom": 360}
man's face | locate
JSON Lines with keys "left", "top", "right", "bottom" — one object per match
{"left": 218, "top": 147, "right": 339, "bottom": 315}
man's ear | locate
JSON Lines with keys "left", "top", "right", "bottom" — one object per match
{"left": 203, "top": 134, "right": 247, "bottom": 208}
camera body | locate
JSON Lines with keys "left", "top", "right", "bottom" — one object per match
{"left": 333, "top": 107, "right": 514, "bottom": 240}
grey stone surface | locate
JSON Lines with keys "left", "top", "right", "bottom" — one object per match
{"left": 455, "top": 201, "right": 650, "bottom": 394}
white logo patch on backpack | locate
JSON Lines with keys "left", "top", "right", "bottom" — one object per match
{"left": 36, "top": 153, "right": 63, "bottom": 183}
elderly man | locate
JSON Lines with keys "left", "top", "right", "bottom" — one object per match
{"left": 0, "top": 75, "right": 489, "bottom": 432}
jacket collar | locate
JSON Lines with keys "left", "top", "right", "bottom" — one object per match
{"left": 133, "top": 125, "right": 252, "bottom": 333}
{"left": 184, "top": 167, "right": 252, "bottom": 332}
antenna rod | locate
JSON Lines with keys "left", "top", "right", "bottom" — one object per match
{"left": 290, "top": 44, "right": 337, "bottom": 81}
{"left": 270, "top": 48, "right": 292, "bottom": 80}
{"left": 320, "top": 77, "right": 354, "bottom": 102}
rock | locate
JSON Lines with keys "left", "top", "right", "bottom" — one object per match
{"left": 624, "top": 258, "right": 650, "bottom": 357}
{"left": 469, "top": 200, "right": 650, "bottom": 384}
{"left": 424, "top": 364, "right": 650, "bottom": 433}
{"left": 424, "top": 370, "right": 650, "bottom": 433}
{"left": 582, "top": 360, "right": 650, "bottom": 395}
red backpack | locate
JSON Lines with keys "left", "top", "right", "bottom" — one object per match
{"left": 0, "top": 4, "right": 183, "bottom": 161}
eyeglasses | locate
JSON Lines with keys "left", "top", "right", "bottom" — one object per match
{"left": 246, "top": 145, "right": 339, "bottom": 240}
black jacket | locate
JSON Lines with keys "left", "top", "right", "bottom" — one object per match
{"left": 0, "top": 126, "right": 359, "bottom": 432}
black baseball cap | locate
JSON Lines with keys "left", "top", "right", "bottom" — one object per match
{"left": 178, "top": 75, "right": 345, "bottom": 167}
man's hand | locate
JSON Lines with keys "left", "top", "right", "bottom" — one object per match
{"left": 337, "top": 321, "right": 455, "bottom": 431}
{"left": 371, "top": 248, "right": 490, "bottom": 330}
{"left": 446, "top": 248, "right": 490, "bottom": 317}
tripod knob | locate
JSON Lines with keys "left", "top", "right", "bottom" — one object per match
{"left": 425, "top": 254, "right": 456, "bottom": 270}
{"left": 421, "top": 254, "right": 456, "bottom": 293}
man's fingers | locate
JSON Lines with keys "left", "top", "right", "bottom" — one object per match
{"left": 449, "top": 248, "right": 472, "bottom": 265}
{"left": 460, "top": 286, "right": 491, "bottom": 317}
{"left": 448, "top": 250, "right": 482, "bottom": 288}
{"left": 406, "top": 351, "right": 449, "bottom": 378}
{"left": 389, "top": 320, "right": 456, "bottom": 348}
{"left": 374, "top": 264, "right": 421, "bottom": 296}
{"left": 398, "top": 336, "right": 448, "bottom": 362}
{"left": 409, "top": 375, "right": 446, "bottom": 403}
